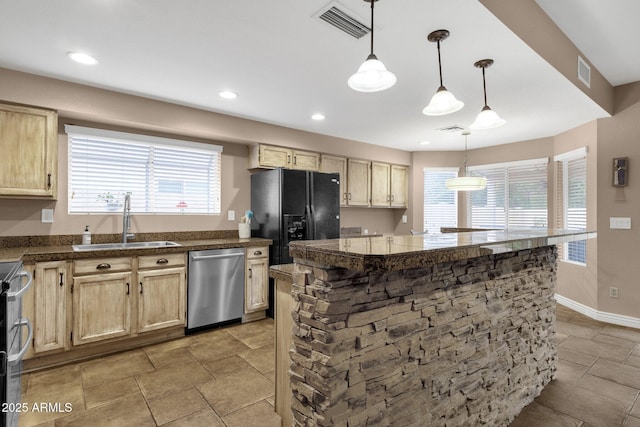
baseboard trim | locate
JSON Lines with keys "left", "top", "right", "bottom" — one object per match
{"left": 555, "top": 294, "right": 640, "bottom": 329}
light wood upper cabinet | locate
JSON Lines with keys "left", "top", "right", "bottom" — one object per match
{"left": 371, "top": 162, "right": 391, "bottom": 207}
{"left": 0, "top": 102, "right": 58, "bottom": 199}
{"left": 33, "top": 261, "right": 68, "bottom": 353}
{"left": 390, "top": 165, "right": 408, "bottom": 208}
{"left": 320, "top": 155, "right": 348, "bottom": 206}
{"left": 137, "top": 254, "right": 186, "bottom": 333}
{"left": 245, "top": 247, "right": 269, "bottom": 313}
{"left": 347, "top": 159, "right": 371, "bottom": 206}
{"left": 249, "top": 144, "right": 320, "bottom": 171}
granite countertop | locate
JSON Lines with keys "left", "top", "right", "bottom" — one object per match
{"left": 0, "top": 232, "right": 272, "bottom": 264}
{"left": 269, "top": 263, "right": 295, "bottom": 282}
{"left": 289, "top": 228, "right": 597, "bottom": 273}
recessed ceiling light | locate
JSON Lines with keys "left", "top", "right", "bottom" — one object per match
{"left": 419, "top": 140, "right": 431, "bottom": 145}
{"left": 219, "top": 91, "right": 238, "bottom": 99}
{"left": 67, "top": 51, "right": 98, "bottom": 65}
{"left": 311, "top": 113, "right": 325, "bottom": 121}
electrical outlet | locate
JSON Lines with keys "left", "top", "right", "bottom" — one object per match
{"left": 41, "top": 208, "right": 54, "bottom": 223}
{"left": 402, "top": 215, "right": 407, "bottom": 224}
{"left": 228, "top": 210, "right": 235, "bottom": 221}
{"left": 610, "top": 287, "right": 619, "bottom": 298}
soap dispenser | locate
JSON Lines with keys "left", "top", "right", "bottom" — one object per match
{"left": 82, "top": 225, "right": 92, "bottom": 245}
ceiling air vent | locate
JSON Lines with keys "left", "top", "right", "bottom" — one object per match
{"left": 577, "top": 55, "right": 591, "bottom": 88}
{"left": 316, "top": 2, "right": 371, "bottom": 39}
{"left": 437, "top": 124, "right": 466, "bottom": 133}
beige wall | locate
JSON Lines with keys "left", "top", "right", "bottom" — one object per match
{"left": 0, "top": 68, "right": 410, "bottom": 237}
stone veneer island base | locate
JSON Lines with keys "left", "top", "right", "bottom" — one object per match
{"left": 279, "top": 230, "right": 595, "bottom": 427}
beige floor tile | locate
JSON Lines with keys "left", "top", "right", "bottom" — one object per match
{"left": 631, "top": 399, "right": 640, "bottom": 418}
{"left": 147, "top": 387, "right": 209, "bottom": 425}
{"left": 626, "top": 354, "right": 640, "bottom": 369}
{"left": 25, "top": 364, "right": 82, "bottom": 391}
{"left": 56, "top": 393, "right": 155, "bottom": 427}
{"left": 592, "top": 333, "right": 638, "bottom": 351}
{"left": 203, "top": 354, "right": 254, "bottom": 378}
{"left": 556, "top": 320, "right": 602, "bottom": 340}
{"left": 559, "top": 335, "right": 633, "bottom": 363}
{"left": 555, "top": 359, "right": 589, "bottom": 384}
{"left": 535, "top": 379, "right": 629, "bottom": 426}
{"left": 626, "top": 416, "right": 640, "bottom": 427}
{"left": 136, "top": 360, "right": 213, "bottom": 399}
{"left": 188, "top": 333, "right": 252, "bottom": 363}
{"left": 146, "top": 345, "right": 198, "bottom": 369}
{"left": 557, "top": 346, "right": 599, "bottom": 367}
{"left": 576, "top": 374, "right": 640, "bottom": 408}
{"left": 198, "top": 368, "right": 274, "bottom": 416}
{"left": 20, "top": 379, "right": 84, "bottom": 426}
{"left": 600, "top": 326, "right": 640, "bottom": 343}
{"left": 588, "top": 358, "right": 640, "bottom": 389}
{"left": 263, "top": 369, "right": 276, "bottom": 384}
{"left": 81, "top": 349, "right": 154, "bottom": 388}
{"left": 222, "top": 399, "right": 282, "bottom": 427}
{"left": 510, "top": 401, "right": 582, "bottom": 427}
{"left": 239, "top": 345, "right": 276, "bottom": 374}
{"left": 83, "top": 376, "right": 140, "bottom": 409}
{"left": 160, "top": 407, "right": 226, "bottom": 427}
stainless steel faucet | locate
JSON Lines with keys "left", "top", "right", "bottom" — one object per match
{"left": 122, "top": 193, "right": 135, "bottom": 243}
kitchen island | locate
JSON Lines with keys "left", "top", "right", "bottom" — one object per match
{"left": 277, "top": 229, "right": 595, "bottom": 427}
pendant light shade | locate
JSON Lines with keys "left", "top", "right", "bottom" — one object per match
{"left": 423, "top": 30, "right": 463, "bottom": 116}
{"left": 348, "top": 0, "right": 396, "bottom": 92}
{"left": 445, "top": 131, "right": 487, "bottom": 191}
{"left": 470, "top": 59, "right": 505, "bottom": 130}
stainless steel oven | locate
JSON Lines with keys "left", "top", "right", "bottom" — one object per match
{"left": 1, "top": 262, "right": 33, "bottom": 427}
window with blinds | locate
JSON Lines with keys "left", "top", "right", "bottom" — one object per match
{"left": 423, "top": 168, "right": 458, "bottom": 233}
{"left": 467, "top": 158, "right": 548, "bottom": 229}
{"left": 555, "top": 148, "right": 587, "bottom": 264}
{"left": 66, "top": 125, "right": 222, "bottom": 215}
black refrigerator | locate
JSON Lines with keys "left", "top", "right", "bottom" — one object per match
{"left": 251, "top": 168, "right": 340, "bottom": 315}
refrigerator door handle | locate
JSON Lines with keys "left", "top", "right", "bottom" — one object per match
{"left": 305, "top": 204, "right": 314, "bottom": 240}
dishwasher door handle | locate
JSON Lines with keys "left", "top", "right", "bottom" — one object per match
{"left": 190, "top": 253, "right": 245, "bottom": 261}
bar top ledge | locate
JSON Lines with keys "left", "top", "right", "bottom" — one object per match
{"left": 289, "top": 228, "right": 596, "bottom": 273}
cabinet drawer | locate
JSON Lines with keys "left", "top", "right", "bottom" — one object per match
{"left": 138, "top": 253, "right": 186, "bottom": 269}
{"left": 247, "top": 247, "right": 268, "bottom": 259}
{"left": 74, "top": 257, "right": 132, "bottom": 275}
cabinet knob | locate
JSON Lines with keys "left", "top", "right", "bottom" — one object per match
{"left": 156, "top": 258, "right": 169, "bottom": 264}
{"left": 253, "top": 250, "right": 262, "bottom": 256}
{"left": 96, "top": 263, "right": 111, "bottom": 270}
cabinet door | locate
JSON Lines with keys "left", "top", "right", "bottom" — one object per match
{"left": 72, "top": 272, "right": 132, "bottom": 345}
{"left": 34, "top": 261, "right": 68, "bottom": 353}
{"left": 321, "top": 155, "right": 348, "bottom": 206}
{"left": 291, "top": 150, "right": 320, "bottom": 171}
{"left": 259, "top": 145, "right": 291, "bottom": 168}
{"left": 137, "top": 267, "right": 186, "bottom": 333}
{"left": 245, "top": 257, "right": 269, "bottom": 313}
{"left": 347, "top": 159, "right": 371, "bottom": 206}
{"left": 371, "top": 162, "right": 391, "bottom": 207}
{"left": 0, "top": 103, "right": 57, "bottom": 198}
{"left": 390, "top": 165, "right": 408, "bottom": 208}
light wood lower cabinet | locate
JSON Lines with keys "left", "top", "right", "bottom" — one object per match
{"left": 72, "top": 269, "right": 132, "bottom": 346}
{"left": 33, "top": 261, "right": 68, "bottom": 353}
{"left": 245, "top": 247, "right": 269, "bottom": 313}
{"left": 137, "top": 254, "right": 186, "bottom": 333}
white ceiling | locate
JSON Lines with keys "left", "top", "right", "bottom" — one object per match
{"left": 0, "top": 0, "right": 633, "bottom": 152}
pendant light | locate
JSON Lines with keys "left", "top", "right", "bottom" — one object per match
{"left": 348, "top": 0, "right": 397, "bottom": 93}
{"left": 470, "top": 59, "right": 506, "bottom": 130}
{"left": 446, "top": 131, "right": 487, "bottom": 191}
{"left": 423, "top": 30, "right": 463, "bottom": 116}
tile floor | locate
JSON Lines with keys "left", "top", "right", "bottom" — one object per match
{"left": 17, "top": 305, "right": 640, "bottom": 427}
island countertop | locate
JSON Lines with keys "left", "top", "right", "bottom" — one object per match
{"left": 289, "top": 228, "right": 596, "bottom": 273}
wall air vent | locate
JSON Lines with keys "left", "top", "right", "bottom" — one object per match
{"left": 316, "top": 2, "right": 371, "bottom": 39}
{"left": 437, "top": 124, "right": 466, "bottom": 133}
{"left": 577, "top": 55, "right": 591, "bottom": 88}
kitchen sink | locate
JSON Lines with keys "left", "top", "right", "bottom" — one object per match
{"left": 72, "top": 241, "right": 182, "bottom": 251}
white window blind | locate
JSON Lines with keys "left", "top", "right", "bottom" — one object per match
{"left": 423, "top": 168, "right": 458, "bottom": 233}
{"left": 467, "top": 158, "right": 548, "bottom": 229}
{"left": 555, "top": 148, "right": 587, "bottom": 264}
{"left": 66, "top": 125, "right": 222, "bottom": 215}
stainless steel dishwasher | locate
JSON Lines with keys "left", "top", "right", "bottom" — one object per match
{"left": 187, "top": 248, "right": 245, "bottom": 332}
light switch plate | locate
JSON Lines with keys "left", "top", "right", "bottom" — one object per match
{"left": 41, "top": 208, "right": 54, "bottom": 223}
{"left": 228, "top": 210, "right": 235, "bottom": 221}
{"left": 402, "top": 215, "right": 407, "bottom": 224}
{"left": 610, "top": 217, "right": 631, "bottom": 229}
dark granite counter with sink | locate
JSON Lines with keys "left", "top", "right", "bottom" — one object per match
{"left": 0, "top": 230, "right": 272, "bottom": 263}
{"left": 280, "top": 228, "right": 596, "bottom": 426}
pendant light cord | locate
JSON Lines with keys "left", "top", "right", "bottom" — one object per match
{"left": 463, "top": 133, "right": 469, "bottom": 177}
{"left": 482, "top": 67, "right": 488, "bottom": 107}
{"left": 369, "top": 0, "right": 375, "bottom": 57}
{"left": 437, "top": 40, "right": 443, "bottom": 87}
